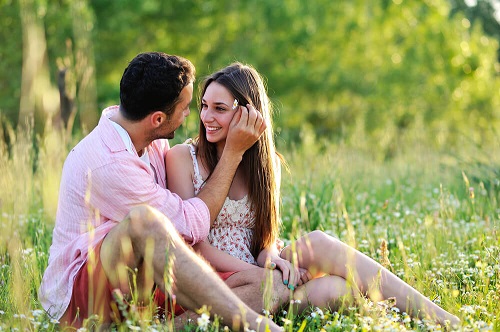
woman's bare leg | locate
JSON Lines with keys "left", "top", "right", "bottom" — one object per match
{"left": 292, "top": 275, "right": 352, "bottom": 313}
{"left": 281, "top": 230, "right": 459, "bottom": 326}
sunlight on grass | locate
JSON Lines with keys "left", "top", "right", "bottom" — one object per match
{"left": 0, "top": 119, "right": 498, "bottom": 330}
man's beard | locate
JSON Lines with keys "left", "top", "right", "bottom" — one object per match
{"left": 147, "top": 125, "right": 175, "bottom": 142}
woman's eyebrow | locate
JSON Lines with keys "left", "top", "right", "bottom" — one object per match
{"left": 202, "top": 99, "right": 230, "bottom": 107}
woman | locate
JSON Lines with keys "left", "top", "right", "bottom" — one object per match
{"left": 165, "top": 63, "right": 460, "bottom": 327}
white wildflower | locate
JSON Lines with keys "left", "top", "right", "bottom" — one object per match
{"left": 459, "top": 305, "right": 476, "bottom": 314}
{"left": 314, "top": 307, "right": 325, "bottom": 319}
{"left": 32, "top": 309, "right": 44, "bottom": 317}
{"left": 197, "top": 313, "right": 210, "bottom": 330}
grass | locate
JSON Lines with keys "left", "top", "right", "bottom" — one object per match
{"left": 0, "top": 125, "right": 498, "bottom": 331}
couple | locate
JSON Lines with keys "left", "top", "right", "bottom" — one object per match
{"left": 39, "top": 52, "right": 458, "bottom": 330}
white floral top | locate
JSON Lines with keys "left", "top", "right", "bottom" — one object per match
{"left": 187, "top": 143, "right": 257, "bottom": 265}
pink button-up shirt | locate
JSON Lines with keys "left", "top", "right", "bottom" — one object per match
{"left": 39, "top": 106, "right": 210, "bottom": 320}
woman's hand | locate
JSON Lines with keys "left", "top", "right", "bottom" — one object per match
{"left": 298, "top": 267, "right": 313, "bottom": 286}
{"left": 272, "top": 256, "right": 299, "bottom": 290}
{"left": 258, "top": 245, "right": 312, "bottom": 289}
{"left": 271, "top": 257, "right": 314, "bottom": 290}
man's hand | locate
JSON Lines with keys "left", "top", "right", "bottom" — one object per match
{"left": 224, "top": 104, "right": 266, "bottom": 157}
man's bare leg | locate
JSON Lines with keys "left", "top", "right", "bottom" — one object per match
{"left": 100, "top": 205, "right": 281, "bottom": 331}
{"left": 224, "top": 268, "right": 290, "bottom": 314}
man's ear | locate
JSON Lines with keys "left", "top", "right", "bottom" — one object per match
{"left": 150, "top": 111, "right": 166, "bottom": 128}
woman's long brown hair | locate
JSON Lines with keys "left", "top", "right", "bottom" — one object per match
{"left": 195, "top": 63, "right": 282, "bottom": 258}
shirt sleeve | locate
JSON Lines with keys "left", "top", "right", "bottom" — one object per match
{"left": 88, "top": 156, "right": 210, "bottom": 245}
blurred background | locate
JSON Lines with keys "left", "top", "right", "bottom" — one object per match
{"left": 0, "top": 0, "right": 499, "bottom": 160}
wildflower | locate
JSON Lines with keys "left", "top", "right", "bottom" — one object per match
{"left": 255, "top": 316, "right": 263, "bottom": 324}
{"left": 459, "top": 305, "right": 476, "bottom": 314}
{"left": 281, "top": 317, "right": 292, "bottom": 326}
{"left": 390, "top": 307, "right": 400, "bottom": 313}
{"left": 0, "top": 310, "right": 4, "bottom": 315}
{"left": 469, "top": 187, "right": 475, "bottom": 199}
{"left": 197, "top": 312, "right": 210, "bottom": 330}
{"left": 314, "top": 307, "right": 325, "bottom": 319}
{"left": 32, "top": 309, "right": 44, "bottom": 317}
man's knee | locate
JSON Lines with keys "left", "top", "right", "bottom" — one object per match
{"left": 125, "top": 205, "right": 179, "bottom": 245}
{"left": 265, "top": 269, "right": 289, "bottom": 312}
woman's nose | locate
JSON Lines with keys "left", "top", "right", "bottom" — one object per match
{"left": 201, "top": 108, "right": 212, "bottom": 121}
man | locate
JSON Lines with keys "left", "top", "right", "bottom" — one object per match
{"left": 39, "top": 52, "right": 286, "bottom": 331}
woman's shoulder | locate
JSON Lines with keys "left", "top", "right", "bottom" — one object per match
{"left": 166, "top": 141, "right": 195, "bottom": 164}
{"left": 170, "top": 138, "right": 197, "bottom": 152}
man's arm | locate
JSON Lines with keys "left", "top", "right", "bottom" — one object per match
{"left": 197, "top": 104, "right": 266, "bottom": 224}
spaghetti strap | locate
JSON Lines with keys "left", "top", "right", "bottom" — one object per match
{"left": 187, "top": 144, "right": 200, "bottom": 177}
{"left": 186, "top": 143, "right": 204, "bottom": 196}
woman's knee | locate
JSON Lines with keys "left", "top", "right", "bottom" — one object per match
{"left": 305, "top": 275, "right": 352, "bottom": 308}
{"left": 305, "top": 230, "right": 344, "bottom": 253}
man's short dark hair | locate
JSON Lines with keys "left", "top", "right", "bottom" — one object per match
{"left": 119, "top": 52, "right": 195, "bottom": 121}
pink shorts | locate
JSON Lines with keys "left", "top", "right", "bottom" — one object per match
{"left": 60, "top": 239, "right": 236, "bottom": 328}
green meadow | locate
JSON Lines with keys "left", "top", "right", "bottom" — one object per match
{"left": 0, "top": 125, "right": 498, "bottom": 331}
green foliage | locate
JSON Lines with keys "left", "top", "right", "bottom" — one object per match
{"left": 0, "top": 0, "right": 22, "bottom": 128}
{"left": 1, "top": 0, "right": 499, "bottom": 155}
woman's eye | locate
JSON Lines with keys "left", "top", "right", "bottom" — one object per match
{"left": 201, "top": 103, "right": 208, "bottom": 109}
